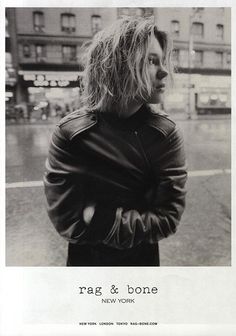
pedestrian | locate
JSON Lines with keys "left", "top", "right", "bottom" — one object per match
{"left": 44, "top": 16, "right": 187, "bottom": 266}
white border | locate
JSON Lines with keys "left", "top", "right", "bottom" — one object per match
{"left": 1, "top": 1, "right": 235, "bottom": 335}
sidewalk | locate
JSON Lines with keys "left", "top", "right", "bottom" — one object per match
{"left": 6, "top": 116, "right": 61, "bottom": 126}
{"left": 6, "top": 111, "right": 231, "bottom": 126}
{"left": 170, "top": 111, "right": 231, "bottom": 121}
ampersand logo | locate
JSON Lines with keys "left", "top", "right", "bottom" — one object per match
{"left": 110, "top": 285, "right": 119, "bottom": 294}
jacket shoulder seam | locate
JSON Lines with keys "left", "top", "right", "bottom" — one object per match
{"left": 58, "top": 110, "right": 97, "bottom": 140}
{"left": 147, "top": 113, "right": 176, "bottom": 137}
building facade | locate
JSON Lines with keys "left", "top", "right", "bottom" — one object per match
{"left": 5, "top": 9, "right": 17, "bottom": 118}
{"left": 6, "top": 7, "right": 231, "bottom": 119}
{"left": 155, "top": 7, "right": 231, "bottom": 116}
{"left": 6, "top": 8, "right": 119, "bottom": 118}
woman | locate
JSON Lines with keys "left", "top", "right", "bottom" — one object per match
{"left": 44, "top": 16, "right": 187, "bottom": 266}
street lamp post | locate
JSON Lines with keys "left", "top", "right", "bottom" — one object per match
{"left": 187, "top": 8, "right": 202, "bottom": 120}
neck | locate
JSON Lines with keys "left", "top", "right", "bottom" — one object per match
{"left": 117, "top": 99, "right": 144, "bottom": 119}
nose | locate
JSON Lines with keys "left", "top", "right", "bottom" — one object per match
{"left": 156, "top": 69, "right": 168, "bottom": 80}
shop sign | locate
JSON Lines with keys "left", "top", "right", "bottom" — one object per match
{"left": 6, "top": 68, "right": 17, "bottom": 86}
{"left": 19, "top": 71, "right": 83, "bottom": 88}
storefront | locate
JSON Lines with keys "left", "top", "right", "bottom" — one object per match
{"left": 6, "top": 53, "right": 17, "bottom": 119}
{"left": 18, "top": 70, "right": 84, "bottom": 120}
{"left": 164, "top": 73, "right": 231, "bottom": 116}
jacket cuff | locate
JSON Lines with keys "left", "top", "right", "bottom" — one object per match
{"left": 86, "top": 203, "right": 117, "bottom": 243}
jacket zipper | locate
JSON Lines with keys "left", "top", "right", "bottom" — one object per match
{"left": 134, "top": 130, "right": 151, "bottom": 171}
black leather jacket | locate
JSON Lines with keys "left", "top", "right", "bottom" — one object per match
{"left": 44, "top": 104, "right": 187, "bottom": 250}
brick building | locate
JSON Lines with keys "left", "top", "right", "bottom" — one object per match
{"left": 5, "top": 10, "right": 17, "bottom": 118}
{"left": 6, "top": 7, "right": 231, "bottom": 118}
{"left": 6, "top": 8, "right": 119, "bottom": 117}
{"left": 155, "top": 7, "right": 231, "bottom": 116}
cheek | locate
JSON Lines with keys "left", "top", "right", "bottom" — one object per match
{"left": 148, "top": 68, "right": 156, "bottom": 82}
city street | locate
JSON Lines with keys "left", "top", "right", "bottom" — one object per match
{"left": 6, "top": 116, "right": 231, "bottom": 266}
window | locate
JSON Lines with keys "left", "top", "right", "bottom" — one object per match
{"left": 6, "top": 52, "right": 12, "bottom": 67}
{"left": 62, "top": 45, "right": 77, "bottom": 62}
{"left": 23, "top": 44, "right": 31, "bottom": 58}
{"left": 118, "top": 8, "right": 131, "bottom": 16}
{"left": 192, "top": 22, "right": 204, "bottom": 37}
{"left": 33, "top": 11, "right": 45, "bottom": 32}
{"left": 143, "top": 8, "right": 154, "bottom": 17}
{"left": 193, "top": 50, "right": 203, "bottom": 67}
{"left": 215, "top": 52, "right": 223, "bottom": 68}
{"left": 226, "top": 52, "right": 231, "bottom": 65}
{"left": 61, "top": 13, "right": 76, "bottom": 33}
{"left": 35, "top": 44, "right": 46, "bottom": 62}
{"left": 180, "top": 50, "right": 188, "bottom": 67}
{"left": 216, "top": 24, "right": 224, "bottom": 39}
{"left": 218, "top": 8, "right": 225, "bottom": 15}
{"left": 118, "top": 7, "right": 146, "bottom": 17}
{"left": 192, "top": 8, "right": 204, "bottom": 13}
{"left": 172, "top": 49, "right": 180, "bottom": 66}
{"left": 171, "top": 20, "right": 180, "bottom": 37}
{"left": 132, "top": 8, "right": 145, "bottom": 16}
{"left": 91, "top": 15, "right": 102, "bottom": 35}
{"left": 6, "top": 16, "right": 9, "bottom": 37}
{"left": 6, "top": 36, "right": 10, "bottom": 53}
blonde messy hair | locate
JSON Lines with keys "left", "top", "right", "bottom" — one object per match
{"left": 80, "top": 16, "right": 173, "bottom": 112}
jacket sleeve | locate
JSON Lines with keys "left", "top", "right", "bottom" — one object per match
{"left": 44, "top": 125, "right": 101, "bottom": 244}
{"left": 44, "top": 126, "right": 83, "bottom": 243}
{"left": 98, "top": 126, "right": 187, "bottom": 249}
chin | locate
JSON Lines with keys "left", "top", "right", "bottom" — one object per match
{"left": 147, "top": 92, "right": 163, "bottom": 104}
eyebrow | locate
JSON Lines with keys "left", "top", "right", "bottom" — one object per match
{"left": 148, "top": 52, "right": 164, "bottom": 60}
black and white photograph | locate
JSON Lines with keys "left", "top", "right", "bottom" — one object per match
{"left": 5, "top": 6, "right": 231, "bottom": 267}
{"left": 1, "top": 2, "right": 236, "bottom": 335}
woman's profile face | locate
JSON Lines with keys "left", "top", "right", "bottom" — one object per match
{"left": 145, "top": 34, "right": 168, "bottom": 104}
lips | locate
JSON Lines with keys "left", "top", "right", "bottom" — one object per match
{"left": 155, "top": 84, "right": 166, "bottom": 92}
{"left": 156, "top": 83, "right": 165, "bottom": 89}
